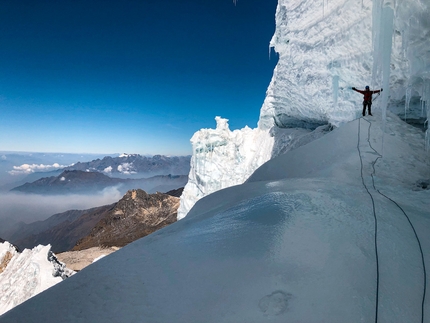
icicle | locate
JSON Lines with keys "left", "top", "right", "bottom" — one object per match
{"left": 424, "top": 80, "right": 430, "bottom": 151}
{"left": 372, "top": 0, "right": 383, "bottom": 85}
{"left": 405, "top": 85, "right": 411, "bottom": 120}
{"left": 379, "top": 5, "right": 394, "bottom": 155}
{"left": 323, "top": 0, "right": 324, "bottom": 17}
{"left": 332, "top": 75, "right": 339, "bottom": 109}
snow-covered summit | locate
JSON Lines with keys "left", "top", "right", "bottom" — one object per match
{"left": 118, "top": 153, "right": 137, "bottom": 158}
{"left": 0, "top": 241, "right": 74, "bottom": 316}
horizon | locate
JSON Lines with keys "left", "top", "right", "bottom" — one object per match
{"left": 0, "top": 150, "right": 191, "bottom": 157}
{"left": 0, "top": 0, "right": 278, "bottom": 156}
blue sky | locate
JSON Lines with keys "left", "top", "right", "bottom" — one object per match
{"left": 0, "top": 0, "right": 278, "bottom": 156}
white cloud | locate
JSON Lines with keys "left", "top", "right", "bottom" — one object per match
{"left": 117, "top": 163, "right": 136, "bottom": 174}
{"left": 60, "top": 177, "right": 66, "bottom": 181}
{"left": 103, "top": 166, "right": 112, "bottom": 173}
{"left": 8, "top": 163, "right": 67, "bottom": 175}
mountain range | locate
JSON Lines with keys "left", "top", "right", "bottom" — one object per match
{"left": 64, "top": 154, "right": 191, "bottom": 177}
{"left": 1, "top": 154, "right": 191, "bottom": 193}
{"left": 10, "top": 170, "right": 187, "bottom": 195}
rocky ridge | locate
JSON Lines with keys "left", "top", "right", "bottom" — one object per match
{"left": 73, "top": 189, "right": 179, "bottom": 250}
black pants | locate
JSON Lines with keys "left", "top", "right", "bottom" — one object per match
{"left": 363, "top": 101, "right": 372, "bottom": 116}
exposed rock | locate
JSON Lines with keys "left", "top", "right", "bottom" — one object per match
{"left": 165, "top": 187, "right": 184, "bottom": 197}
{"left": 0, "top": 251, "right": 13, "bottom": 274}
{"left": 56, "top": 246, "right": 120, "bottom": 271}
{"left": 73, "top": 189, "right": 179, "bottom": 250}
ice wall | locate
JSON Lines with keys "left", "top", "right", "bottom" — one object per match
{"left": 390, "top": 0, "right": 430, "bottom": 149}
{"left": 260, "top": 0, "right": 430, "bottom": 129}
{"left": 373, "top": 0, "right": 430, "bottom": 143}
{"left": 0, "top": 242, "right": 74, "bottom": 315}
{"left": 259, "top": 0, "right": 374, "bottom": 129}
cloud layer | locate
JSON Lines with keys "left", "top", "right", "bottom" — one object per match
{"left": 8, "top": 163, "right": 69, "bottom": 175}
{"left": 0, "top": 187, "right": 123, "bottom": 238}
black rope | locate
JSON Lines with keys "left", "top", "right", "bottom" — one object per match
{"left": 357, "top": 117, "right": 380, "bottom": 323}
{"left": 362, "top": 117, "right": 427, "bottom": 323}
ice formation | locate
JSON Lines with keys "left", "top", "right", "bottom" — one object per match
{"left": 0, "top": 241, "right": 74, "bottom": 316}
{"left": 177, "top": 117, "right": 274, "bottom": 219}
{"left": 179, "top": 0, "right": 430, "bottom": 219}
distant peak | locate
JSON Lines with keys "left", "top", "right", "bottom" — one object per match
{"left": 119, "top": 153, "right": 139, "bottom": 158}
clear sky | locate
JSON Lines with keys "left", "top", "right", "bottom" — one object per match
{"left": 0, "top": 0, "right": 278, "bottom": 156}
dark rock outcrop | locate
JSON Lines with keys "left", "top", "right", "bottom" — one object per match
{"left": 165, "top": 187, "right": 184, "bottom": 197}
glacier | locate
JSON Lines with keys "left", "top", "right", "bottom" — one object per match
{"left": 0, "top": 242, "right": 74, "bottom": 316}
{"left": 0, "top": 0, "right": 429, "bottom": 321}
{"left": 178, "top": 0, "right": 430, "bottom": 219}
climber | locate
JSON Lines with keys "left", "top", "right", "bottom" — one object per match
{"left": 352, "top": 86, "right": 383, "bottom": 116}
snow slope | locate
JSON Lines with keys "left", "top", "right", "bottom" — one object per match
{"left": 0, "top": 242, "right": 74, "bottom": 316}
{"left": 179, "top": 0, "right": 430, "bottom": 219}
{"left": 1, "top": 112, "right": 429, "bottom": 323}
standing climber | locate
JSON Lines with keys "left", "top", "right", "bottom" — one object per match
{"left": 352, "top": 86, "right": 383, "bottom": 116}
